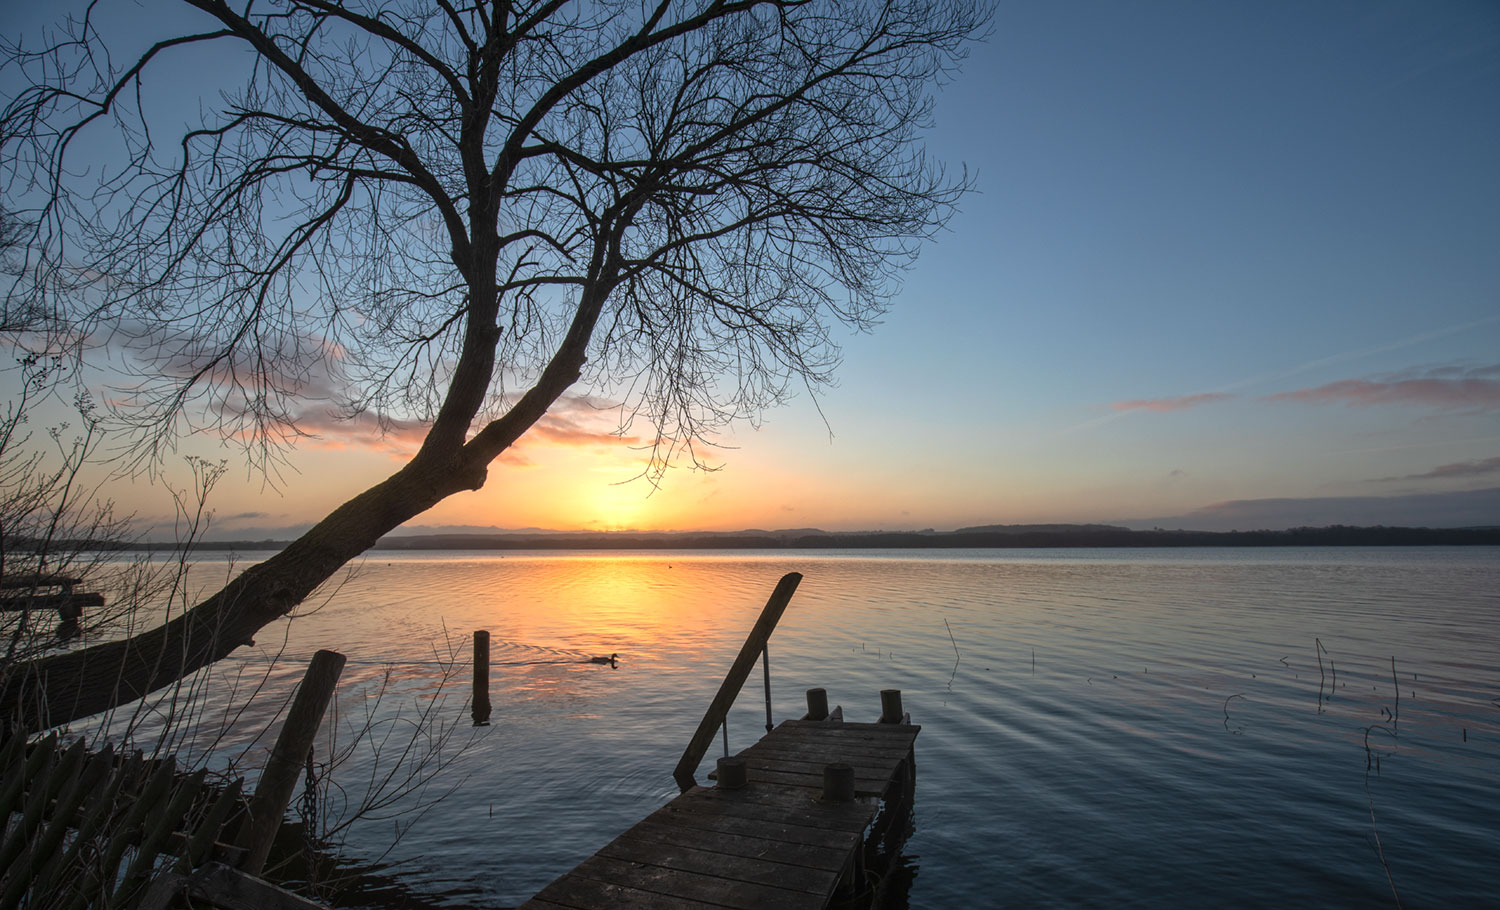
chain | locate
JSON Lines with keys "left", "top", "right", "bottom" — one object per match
{"left": 300, "top": 745, "right": 319, "bottom": 887}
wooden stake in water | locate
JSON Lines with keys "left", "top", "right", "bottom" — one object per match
{"left": 473, "top": 630, "right": 492, "bottom": 727}
{"left": 1390, "top": 656, "right": 1399, "bottom": 732}
{"left": 240, "top": 649, "right": 345, "bottom": 875}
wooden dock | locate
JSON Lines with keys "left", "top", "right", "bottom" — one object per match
{"left": 521, "top": 716, "right": 919, "bottom": 910}
{"left": 518, "top": 570, "right": 919, "bottom": 909}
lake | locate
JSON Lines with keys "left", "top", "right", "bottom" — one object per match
{"left": 112, "top": 546, "right": 1500, "bottom": 907}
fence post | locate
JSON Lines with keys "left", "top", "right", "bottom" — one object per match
{"left": 239, "top": 649, "right": 346, "bottom": 875}
{"left": 472, "top": 631, "right": 492, "bottom": 726}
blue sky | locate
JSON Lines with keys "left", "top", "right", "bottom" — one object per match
{"left": 3, "top": 0, "right": 1498, "bottom": 536}
{"left": 750, "top": 0, "right": 1500, "bottom": 532}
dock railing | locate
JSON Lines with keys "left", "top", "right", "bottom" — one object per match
{"left": 671, "top": 571, "right": 802, "bottom": 792}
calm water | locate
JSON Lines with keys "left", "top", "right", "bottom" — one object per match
{"left": 108, "top": 547, "right": 1500, "bottom": 907}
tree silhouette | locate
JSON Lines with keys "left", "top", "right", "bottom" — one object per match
{"left": 0, "top": 0, "right": 987, "bottom": 729}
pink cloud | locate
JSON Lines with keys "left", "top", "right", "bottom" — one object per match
{"left": 1371, "top": 455, "right": 1500, "bottom": 483}
{"left": 1265, "top": 377, "right": 1500, "bottom": 410}
{"left": 1111, "top": 392, "right": 1233, "bottom": 413}
{"left": 293, "top": 398, "right": 637, "bottom": 459}
{"left": 526, "top": 414, "right": 641, "bottom": 448}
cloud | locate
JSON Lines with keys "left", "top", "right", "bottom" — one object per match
{"left": 280, "top": 393, "right": 636, "bottom": 459}
{"left": 1124, "top": 487, "right": 1500, "bottom": 531}
{"left": 1370, "top": 455, "right": 1500, "bottom": 483}
{"left": 1111, "top": 393, "right": 1233, "bottom": 413}
{"left": 1265, "top": 364, "right": 1500, "bottom": 411}
{"left": 525, "top": 414, "right": 641, "bottom": 448}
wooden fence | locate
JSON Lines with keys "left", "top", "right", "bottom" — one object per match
{"left": 0, "top": 650, "right": 344, "bottom": 909}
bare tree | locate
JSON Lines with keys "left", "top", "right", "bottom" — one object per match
{"left": 0, "top": 0, "right": 987, "bottom": 729}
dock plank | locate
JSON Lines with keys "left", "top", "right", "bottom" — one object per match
{"left": 567, "top": 854, "right": 823, "bottom": 910}
{"left": 600, "top": 833, "right": 832, "bottom": 893}
{"left": 623, "top": 818, "right": 852, "bottom": 872}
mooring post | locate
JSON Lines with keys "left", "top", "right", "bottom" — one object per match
{"left": 239, "top": 649, "right": 346, "bottom": 875}
{"left": 472, "top": 630, "right": 492, "bottom": 726}
{"left": 716, "top": 756, "right": 748, "bottom": 790}
{"left": 805, "top": 687, "right": 829, "bottom": 721}
{"left": 880, "top": 689, "right": 904, "bottom": 724}
{"left": 822, "top": 762, "right": 855, "bottom": 802}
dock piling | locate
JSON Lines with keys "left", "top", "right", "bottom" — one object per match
{"left": 715, "top": 756, "right": 747, "bottom": 790}
{"left": 822, "top": 762, "right": 855, "bottom": 802}
{"left": 880, "top": 688, "right": 904, "bottom": 724}
{"left": 472, "top": 630, "right": 491, "bottom": 726}
{"left": 806, "top": 687, "right": 829, "bottom": 721}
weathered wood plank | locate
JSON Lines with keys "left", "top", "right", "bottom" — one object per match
{"left": 729, "top": 767, "right": 891, "bottom": 796}
{"left": 731, "top": 750, "right": 908, "bottom": 782}
{"left": 622, "top": 817, "right": 852, "bottom": 872}
{"left": 657, "top": 796, "right": 870, "bottom": 844}
{"left": 772, "top": 720, "right": 921, "bottom": 742}
{"left": 566, "top": 854, "right": 824, "bottom": 910}
{"left": 0, "top": 574, "right": 83, "bottom": 589}
{"left": 527, "top": 875, "right": 722, "bottom": 910}
{"left": 647, "top": 801, "right": 863, "bottom": 850}
{"left": 0, "top": 593, "right": 105, "bottom": 612}
{"left": 182, "top": 862, "right": 332, "bottom": 910}
{"left": 732, "top": 751, "right": 907, "bottom": 775}
{"left": 671, "top": 785, "right": 876, "bottom": 832}
{"left": 740, "top": 737, "right": 914, "bottom": 763}
{"left": 600, "top": 833, "right": 832, "bottom": 893}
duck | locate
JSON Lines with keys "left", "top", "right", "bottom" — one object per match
{"left": 588, "top": 653, "right": 619, "bottom": 667}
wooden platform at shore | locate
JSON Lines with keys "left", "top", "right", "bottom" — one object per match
{"left": 521, "top": 716, "right": 919, "bottom": 910}
{"left": 518, "top": 573, "right": 919, "bottom": 909}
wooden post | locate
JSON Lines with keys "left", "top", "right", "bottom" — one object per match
{"left": 805, "top": 688, "right": 829, "bottom": 721}
{"left": 239, "top": 649, "right": 345, "bottom": 875}
{"left": 472, "top": 631, "right": 491, "bottom": 726}
{"left": 822, "top": 762, "right": 855, "bottom": 802}
{"left": 672, "top": 572, "right": 802, "bottom": 792}
{"left": 762, "top": 644, "right": 773, "bottom": 733}
{"left": 715, "top": 756, "right": 748, "bottom": 790}
{"left": 880, "top": 689, "right": 903, "bottom": 724}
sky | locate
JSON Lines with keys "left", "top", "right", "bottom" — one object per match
{"left": 4, "top": 0, "right": 1499, "bottom": 538}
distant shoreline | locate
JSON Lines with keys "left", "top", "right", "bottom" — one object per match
{"left": 29, "top": 524, "right": 1500, "bottom": 552}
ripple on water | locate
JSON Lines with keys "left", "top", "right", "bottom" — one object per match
{"left": 98, "top": 546, "right": 1500, "bottom": 908}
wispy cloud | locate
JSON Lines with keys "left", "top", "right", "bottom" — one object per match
{"left": 1265, "top": 365, "right": 1500, "bottom": 411}
{"left": 1124, "top": 487, "right": 1500, "bottom": 531}
{"left": 287, "top": 394, "right": 639, "bottom": 459}
{"left": 1370, "top": 455, "right": 1500, "bottom": 483}
{"left": 1111, "top": 392, "right": 1233, "bottom": 413}
{"left": 1061, "top": 317, "right": 1500, "bottom": 436}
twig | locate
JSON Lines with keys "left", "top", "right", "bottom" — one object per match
{"left": 944, "top": 618, "right": 960, "bottom": 660}
{"left": 1391, "top": 656, "right": 1399, "bottom": 732}
{"left": 1224, "top": 693, "right": 1246, "bottom": 734}
{"left": 1365, "top": 763, "right": 1403, "bottom": 908}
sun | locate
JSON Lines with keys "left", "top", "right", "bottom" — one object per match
{"left": 584, "top": 480, "right": 655, "bottom": 531}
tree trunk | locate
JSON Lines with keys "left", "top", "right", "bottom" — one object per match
{"left": 0, "top": 448, "right": 486, "bottom": 731}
